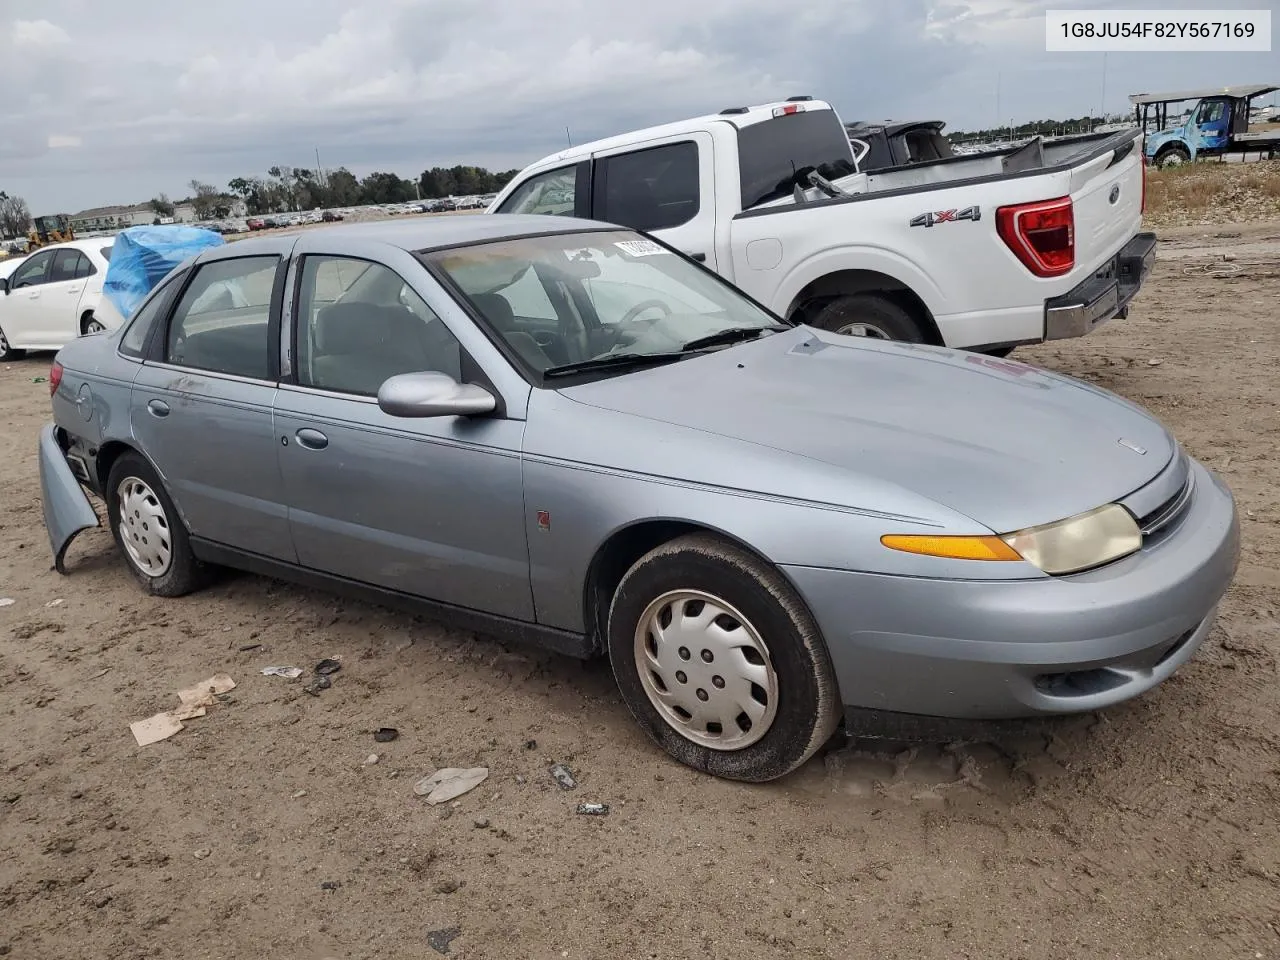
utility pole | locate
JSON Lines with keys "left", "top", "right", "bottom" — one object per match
{"left": 995, "top": 73, "right": 1001, "bottom": 134}
{"left": 565, "top": 126, "right": 573, "bottom": 147}
{"left": 1100, "top": 53, "right": 1108, "bottom": 122}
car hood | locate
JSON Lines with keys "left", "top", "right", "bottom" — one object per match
{"left": 557, "top": 327, "right": 1175, "bottom": 533}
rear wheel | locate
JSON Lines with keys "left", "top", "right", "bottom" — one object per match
{"left": 607, "top": 533, "right": 842, "bottom": 782}
{"left": 809, "top": 293, "right": 927, "bottom": 343}
{"left": 0, "top": 324, "right": 24, "bottom": 362}
{"left": 81, "top": 313, "right": 106, "bottom": 335}
{"left": 106, "top": 452, "right": 209, "bottom": 597}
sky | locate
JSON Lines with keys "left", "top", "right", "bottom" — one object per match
{"left": 0, "top": 0, "right": 1276, "bottom": 213}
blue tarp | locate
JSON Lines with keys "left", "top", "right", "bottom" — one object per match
{"left": 102, "top": 225, "right": 225, "bottom": 320}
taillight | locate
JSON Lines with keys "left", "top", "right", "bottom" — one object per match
{"left": 996, "top": 197, "right": 1074, "bottom": 277}
{"left": 49, "top": 361, "right": 63, "bottom": 397}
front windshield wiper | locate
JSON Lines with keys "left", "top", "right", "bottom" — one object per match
{"left": 680, "top": 324, "right": 789, "bottom": 352}
{"left": 542, "top": 352, "right": 689, "bottom": 379}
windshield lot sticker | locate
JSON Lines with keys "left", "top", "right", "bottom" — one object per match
{"left": 616, "top": 239, "right": 668, "bottom": 257}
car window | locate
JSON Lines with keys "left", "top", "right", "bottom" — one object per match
{"left": 120, "top": 273, "right": 182, "bottom": 358}
{"left": 51, "top": 250, "right": 83, "bottom": 283}
{"left": 74, "top": 251, "right": 96, "bottom": 279}
{"left": 495, "top": 166, "right": 577, "bottom": 216}
{"left": 596, "top": 141, "right": 700, "bottom": 232}
{"left": 295, "top": 255, "right": 463, "bottom": 397}
{"left": 11, "top": 250, "right": 54, "bottom": 288}
{"left": 166, "top": 256, "right": 279, "bottom": 379}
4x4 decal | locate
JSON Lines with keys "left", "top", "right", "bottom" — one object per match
{"left": 910, "top": 205, "right": 981, "bottom": 227}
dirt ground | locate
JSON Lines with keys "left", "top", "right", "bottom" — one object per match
{"left": 2, "top": 219, "right": 1279, "bottom": 960}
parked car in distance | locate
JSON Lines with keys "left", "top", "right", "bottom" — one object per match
{"left": 0, "top": 237, "right": 115, "bottom": 361}
{"left": 490, "top": 97, "right": 1155, "bottom": 357}
{"left": 38, "top": 215, "right": 1239, "bottom": 781}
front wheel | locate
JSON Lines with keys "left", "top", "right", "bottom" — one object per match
{"left": 607, "top": 534, "right": 842, "bottom": 781}
{"left": 106, "top": 452, "right": 210, "bottom": 597}
{"left": 809, "top": 293, "right": 927, "bottom": 342}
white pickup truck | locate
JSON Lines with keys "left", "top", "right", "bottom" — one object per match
{"left": 488, "top": 97, "right": 1156, "bottom": 355}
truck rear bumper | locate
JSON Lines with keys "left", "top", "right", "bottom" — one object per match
{"left": 1044, "top": 232, "right": 1157, "bottom": 341}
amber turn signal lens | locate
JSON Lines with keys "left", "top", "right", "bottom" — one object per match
{"left": 880, "top": 534, "right": 1023, "bottom": 562}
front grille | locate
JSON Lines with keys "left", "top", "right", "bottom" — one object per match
{"left": 1137, "top": 471, "right": 1194, "bottom": 538}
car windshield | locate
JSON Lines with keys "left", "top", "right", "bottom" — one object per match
{"left": 426, "top": 230, "right": 785, "bottom": 379}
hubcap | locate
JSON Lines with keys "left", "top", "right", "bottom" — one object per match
{"left": 633, "top": 590, "right": 779, "bottom": 750}
{"left": 835, "top": 321, "right": 891, "bottom": 339}
{"left": 85, "top": 319, "right": 105, "bottom": 334}
{"left": 0, "top": 327, "right": 9, "bottom": 357}
{"left": 117, "top": 476, "right": 173, "bottom": 577}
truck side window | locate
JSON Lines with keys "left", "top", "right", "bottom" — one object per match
{"left": 596, "top": 141, "right": 700, "bottom": 232}
{"left": 496, "top": 166, "right": 578, "bottom": 216}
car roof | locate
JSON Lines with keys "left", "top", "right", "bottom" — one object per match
{"left": 205, "top": 213, "right": 626, "bottom": 258}
{"left": 25, "top": 237, "right": 115, "bottom": 255}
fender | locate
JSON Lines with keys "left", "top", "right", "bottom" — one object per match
{"left": 767, "top": 243, "right": 947, "bottom": 322}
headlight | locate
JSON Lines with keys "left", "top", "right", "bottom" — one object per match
{"left": 880, "top": 503, "right": 1142, "bottom": 575}
{"left": 999, "top": 503, "right": 1141, "bottom": 574}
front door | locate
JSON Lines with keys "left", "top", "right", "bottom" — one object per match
{"left": 1191, "top": 98, "right": 1231, "bottom": 153}
{"left": 130, "top": 251, "right": 295, "bottom": 561}
{"left": 2, "top": 248, "right": 57, "bottom": 346}
{"left": 590, "top": 132, "right": 719, "bottom": 272}
{"left": 274, "top": 252, "right": 533, "bottom": 620}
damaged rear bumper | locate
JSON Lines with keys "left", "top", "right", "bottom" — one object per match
{"left": 38, "top": 423, "right": 100, "bottom": 574}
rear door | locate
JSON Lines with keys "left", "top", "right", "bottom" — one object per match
{"left": 130, "top": 245, "right": 295, "bottom": 561}
{"left": 588, "top": 133, "right": 718, "bottom": 271}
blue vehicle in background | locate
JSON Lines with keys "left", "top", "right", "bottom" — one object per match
{"left": 1130, "top": 83, "right": 1279, "bottom": 168}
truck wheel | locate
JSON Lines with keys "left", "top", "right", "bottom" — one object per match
{"left": 1155, "top": 145, "right": 1190, "bottom": 169}
{"left": 606, "top": 533, "right": 842, "bottom": 782}
{"left": 809, "top": 293, "right": 927, "bottom": 343}
{"left": 0, "top": 324, "right": 24, "bottom": 362}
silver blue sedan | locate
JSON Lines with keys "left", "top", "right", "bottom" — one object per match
{"left": 38, "top": 215, "right": 1239, "bottom": 781}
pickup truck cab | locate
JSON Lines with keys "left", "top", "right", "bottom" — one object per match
{"left": 490, "top": 97, "right": 1155, "bottom": 354}
{"left": 0, "top": 238, "right": 116, "bottom": 361}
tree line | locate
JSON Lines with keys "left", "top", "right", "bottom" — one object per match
{"left": 184, "top": 163, "right": 520, "bottom": 218}
{"left": 946, "top": 113, "right": 1132, "bottom": 143}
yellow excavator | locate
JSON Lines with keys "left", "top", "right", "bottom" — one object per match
{"left": 26, "top": 214, "right": 75, "bottom": 249}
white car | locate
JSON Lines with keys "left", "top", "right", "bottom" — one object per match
{"left": 0, "top": 238, "right": 116, "bottom": 361}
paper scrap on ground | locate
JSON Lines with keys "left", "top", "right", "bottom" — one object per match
{"left": 130, "top": 712, "right": 185, "bottom": 746}
{"left": 171, "top": 704, "right": 207, "bottom": 722}
{"left": 177, "top": 673, "right": 236, "bottom": 707}
{"left": 261, "top": 666, "right": 304, "bottom": 679}
{"left": 414, "top": 767, "right": 489, "bottom": 805}
{"left": 0, "top": 598, "right": 13, "bottom": 608}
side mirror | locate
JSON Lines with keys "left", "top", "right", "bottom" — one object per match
{"left": 377, "top": 371, "right": 496, "bottom": 418}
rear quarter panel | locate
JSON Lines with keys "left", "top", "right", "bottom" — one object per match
{"left": 51, "top": 334, "right": 142, "bottom": 451}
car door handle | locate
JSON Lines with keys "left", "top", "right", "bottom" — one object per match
{"left": 687, "top": 251, "right": 707, "bottom": 262}
{"left": 295, "top": 428, "right": 328, "bottom": 450}
{"left": 25, "top": 290, "right": 40, "bottom": 299}
{"left": 146, "top": 399, "right": 170, "bottom": 417}
{"left": 67, "top": 286, "right": 83, "bottom": 294}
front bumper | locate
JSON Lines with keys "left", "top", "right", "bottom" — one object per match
{"left": 782, "top": 457, "right": 1239, "bottom": 720}
{"left": 38, "top": 423, "right": 100, "bottom": 574}
{"left": 1044, "top": 231, "right": 1158, "bottom": 341}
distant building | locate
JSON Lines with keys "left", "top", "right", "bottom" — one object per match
{"left": 71, "top": 197, "right": 247, "bottom": 232}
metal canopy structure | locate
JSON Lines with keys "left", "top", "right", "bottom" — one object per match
{"left": 1129, "top": 84, "right": 1278, "bottom": 107}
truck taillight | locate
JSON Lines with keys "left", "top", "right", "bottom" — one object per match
{"left": 996, "top": 197, "right": 1074, "bottom": 277}
{"left": 49, "top": 361, "right": 63, "bottom": 397}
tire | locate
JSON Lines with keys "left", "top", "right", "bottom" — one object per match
{"left": 106, "top": 452, "right": 209, "bottom": 597}
{"left": 809, "top": 293, "right": 927, "bottom": 342}
{"left": 81, "top": 314, "right": 106, "bottom": 336}
{"left": 607, "top": 533, "right": 842, "bottom": 782}
{"left": 1155, "top": 146, "right": 1190, "bottom": 169}
{"left": 0, "top": 323, "right": 24, "bottom": 362}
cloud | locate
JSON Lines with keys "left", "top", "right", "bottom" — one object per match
{"left": 0, "top": 0, "right": 1271, "bottom": 212}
